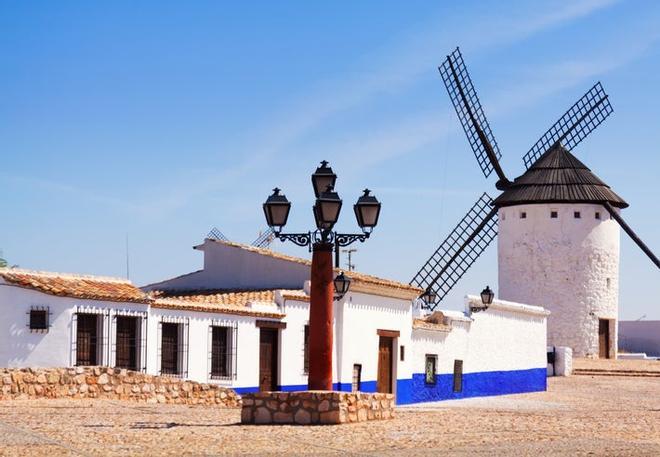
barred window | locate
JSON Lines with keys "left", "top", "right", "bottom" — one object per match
{"left": 209, "top": 321, "right": 237, "bottom": 380}
{"left": 425, "top": 354, "right": 437, "bottom": 385}
{"left": 352, "top": 364, "right": 362, "bottom": 392}
{"left": 28, "top": 307, "right": 49, "bottom": 332}
{"left": 453, "top": 359, "right": 464, "bottom": 392}
{"left": 158, "top": 317, "right": 189, "bottom": 377}
{"left": 303, "top": 325, "right": 310, "bottom": 374}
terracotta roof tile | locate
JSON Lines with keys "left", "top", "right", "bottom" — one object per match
{"left": 151, "top": 289, "right": 293, "bottom": 318}
{"left": 0, "top": 268, "right": 150, "bottom": 303}
{"left": 412, "top": 318, "right": 452, "bottom": 332}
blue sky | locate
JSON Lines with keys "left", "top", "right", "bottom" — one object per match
{"left": 1, "top": 0, "right": 659, "bottom": 319}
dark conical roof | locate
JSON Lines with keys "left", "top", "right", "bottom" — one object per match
{"left": 493, "top": 143, "right": 628, "bottom": 208}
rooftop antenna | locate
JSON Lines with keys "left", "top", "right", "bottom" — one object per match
{"left": 342, "top": 248, "right": 357, "bottom": 271}
{"left": 635, "top": 314, "right": 647, "bottom": 321}
{"left": 125, "top": 233, "right": 130, "bottom": 280}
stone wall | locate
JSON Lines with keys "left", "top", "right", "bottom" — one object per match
{"left": 241, "top": 391, "right": 395, "bottom": 425}
{"left": 0, "top": 367, "right": 241, "bottom": 407}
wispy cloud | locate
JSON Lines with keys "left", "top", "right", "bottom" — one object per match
{"left": 125, "top": 0, "right": 624, "bottom": 216}
{"left": 8, "top": 0, "right": 626, "bottom": 218}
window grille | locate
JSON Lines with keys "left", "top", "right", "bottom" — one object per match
{"left": 550, "top": 211, "right": 558, "bottom": 219}
{"left": 72, "top": 306, "right": 110, "bottom": 366}
{"left": 520, "top": 212, "right": 527, "bottom": 219}
{"left": 157, "top": 316, "right": 189, "bottom": 378}
{"left": 111, "top": 310, "right": 147, "bottom": 372}
{"left": 352, "top": 364, "right": 362, "bottom": 392}
{"left": 453, "top": 359, "right": 464, "bottom": 393}
{"left": 27, "top": 306, "right": 50, "bottom": 332}
{"left": 75, "top": 313, "right": 100, "bottom": 366}
{"left": 303, "top": 324, "right": 310, "bottom": 375}
{"left": 208, "top": 320, "right": 238, "bottom": 381}
{"left": 425, "top": 354, "right": 437, "bottom": 385}
{"left": 574, "top": 211, "right": 581, "bottom": 219}
{"left": 595, "top": 211, "right": 601, "bottom": 220}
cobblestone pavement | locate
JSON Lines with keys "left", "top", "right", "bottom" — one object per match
{"left": 0, "top": 371, "right": 658, "bottom": 456}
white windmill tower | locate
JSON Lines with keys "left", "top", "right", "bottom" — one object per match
{"left": 411, "top": 48, "right": 659, "bottom": 359}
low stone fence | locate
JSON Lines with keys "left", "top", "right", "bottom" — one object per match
{"left": 0, "top": 367, "right": 240, "bottom": 407}
{"left": 241, "top": 391, "right": 395, "bottom": 425}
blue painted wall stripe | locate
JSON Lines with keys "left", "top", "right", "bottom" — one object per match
{"left": 229, "top": 367, "right": 546, "bottom": 404}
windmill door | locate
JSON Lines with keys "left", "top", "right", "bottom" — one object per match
{"left": 377, "top": 336, "right": 393, "bottom": 394}
{"left": 259, "top": 328, "right": 278, "bottom": 391}
{"left": 598, "top": 319, "right": 610, "bottom": 359}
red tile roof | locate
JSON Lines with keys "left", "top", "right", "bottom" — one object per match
{"left": 0, "top": 269, "right": 150, "bottom": 303}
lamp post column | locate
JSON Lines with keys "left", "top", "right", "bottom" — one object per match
{"left": 308, "top": 241, "right": 334, "bottom": 390}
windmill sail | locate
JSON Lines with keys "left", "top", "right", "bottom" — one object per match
{"left": 411, "top": 193, "right": 498, "bottom": 308}
{"left": 207, "top": 227, "right": 229, "bottom": 242}
{"left": 439, "top": 48, "right": 509, "bottom": 187}
{"left": 603, "top": 203, "right": 660, "bottom": 269}
{"left": 252, "top": 228, "right": 275, "bottom": 248}
{"left": 523, "top": 82, "right": 613, "bottom": 169}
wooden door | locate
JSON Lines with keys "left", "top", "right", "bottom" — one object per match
{"left": 259, "top": 328, "right": 278, "bottom": 391}
{"left": 377, "top": 336, "right": 393, "bottom": 394}
{"left": 76, "top": 314, "right": 98, "bottom": 366}
{"left": 599, "top": 319, "right": 610, "bottom": 359}
{"left": 116, "top": 316, "right": 138, "bottom": 371}
{"left": 161, "top": 323, "right": 179, "bottom": 375}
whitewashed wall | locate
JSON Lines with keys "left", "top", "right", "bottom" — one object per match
{"left": 143, "top": 240, "right": 310, "bottom": 292}
{"left": 338, "top": 291, "right": 414, "bottom": 395}
{"left": 0, "top": 278, "right": 148, "bottom": 368}
{"left": 407, "top": 296, "right": 548, "bottom": 403}
{"left": 498, "top": 203, "right": 620, "bottom": 357}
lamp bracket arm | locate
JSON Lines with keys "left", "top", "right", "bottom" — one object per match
{"left": 275, "top": 232, "right": 313, "bottom": 248}
{"left": 334, "top": 233, "right": 370, "bottom": 247}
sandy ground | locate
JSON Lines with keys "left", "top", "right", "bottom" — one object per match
{"left": 0, "top": 371, "right": 658, "bottom": 456}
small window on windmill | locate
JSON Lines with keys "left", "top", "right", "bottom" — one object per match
{"left": 520, "top": 211, "right": 527, "bottom": 219}
{"left": 606, "top": 278, "right": 611, "bottom": 289}
{"left": 550, "top": 211, "right": 558, "bottom": 219}
{"left": 595, "top": 211, "right": 601, "bottom": 220}
{"left": 574, "top": 211, "right": 581, "bottom": 219}
{"left": 501, "top": 211, "right": 506, "bottom": 221}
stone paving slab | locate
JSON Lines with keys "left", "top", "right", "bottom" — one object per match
{"left": 0, "top": 373, "right": 658, "bottom": 456}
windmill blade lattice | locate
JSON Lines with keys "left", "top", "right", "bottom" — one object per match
{"left": 252, "top": 228, "right": 276, "bottom": 248}
{"left": 439, "top": 48, "right": 503, "bottom": 179}
{"left": 523, "top": 82, "right": 613, "bottom": 169}
{"left": 411, "top": 192, "right": 498, "bottom": 307}
{"left": 207, "top": 227, "right": 229, "bottom": 242}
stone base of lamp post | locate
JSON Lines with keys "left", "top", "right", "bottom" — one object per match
{"left": 308, "top": 242, "right": 334, "bottom": 391}
{"left": 240, "top": 391, "right": 395, "bottom": 425}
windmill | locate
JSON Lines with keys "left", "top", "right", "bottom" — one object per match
{"left": 411, "top": 47, "right": 659, "bottom": 320}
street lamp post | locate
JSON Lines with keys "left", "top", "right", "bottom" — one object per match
{"left": 263, "top": 161, "right": 381, "bottom": 391}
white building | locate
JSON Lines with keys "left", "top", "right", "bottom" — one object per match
{"left": 494, "top": 144, "right": 627, "bottom": 359}
{"left": 0, "top": 238, "right": 549, "bottom": 404}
